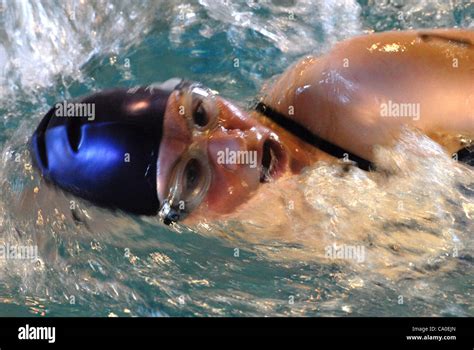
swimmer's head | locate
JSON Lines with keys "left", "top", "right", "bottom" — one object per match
{"left": 31, "top": 79, "right": 298, "bottom": 224}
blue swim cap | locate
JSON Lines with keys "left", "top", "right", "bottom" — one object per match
{"left": 31, "top": 84, "right": 178, "bottom": 215}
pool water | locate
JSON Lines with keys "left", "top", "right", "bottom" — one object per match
{"left": 0, "top": 0, "right": 473, "bottom": 316}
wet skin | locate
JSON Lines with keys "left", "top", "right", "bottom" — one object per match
{"left": 161, "top": 29, "right": 474, "bottom": 223}
{"left": 261, "top": 29, "right": 474, "bottom": 161}
{"left": 156, "top": 88, "right": 330, "bottom": 222}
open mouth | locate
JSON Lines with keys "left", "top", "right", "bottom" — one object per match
{"left": 260, "top": 138, "right": 286, "bottom": 183}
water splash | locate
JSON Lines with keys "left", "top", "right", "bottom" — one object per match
{"left": 199, "top": 0, "right": 361, "bottom": 53}
{"left": 0, "top": 0, "right": 472, "bottom": 317}
{"left": 358, "top": 0, "right": 474, "bottom": 31}
{"left": 209, "top": 129, "right": 473, "bottom": 281}
{"left": 0, "top": 0, "right": 164, "bottom": 99}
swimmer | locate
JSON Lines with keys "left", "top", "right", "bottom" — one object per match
{"left": 30, "top": 29, "right": 474, "bottom": 225}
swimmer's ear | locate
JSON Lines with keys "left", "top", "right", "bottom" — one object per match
{"left": 30, "top": 86, "right": 176, "bottom": 215}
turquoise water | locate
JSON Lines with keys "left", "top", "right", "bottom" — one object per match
{"left": 0, "top": 0, "right": 473, "bottom": 317}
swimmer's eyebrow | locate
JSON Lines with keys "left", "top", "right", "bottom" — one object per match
{"left": 418, "top": 32, "right": 473, "bottom": 48}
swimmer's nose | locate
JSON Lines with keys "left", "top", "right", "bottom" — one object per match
{"left": 31, "top": 87, "right": 172, "bottom": 215}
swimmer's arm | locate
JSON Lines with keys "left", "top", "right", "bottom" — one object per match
{"left": 261, "top": 29, "right": 474, "bottom": 161}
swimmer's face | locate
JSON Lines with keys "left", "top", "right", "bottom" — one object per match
{"left": 157, "top": 84, "right": 289, "bottom": 221}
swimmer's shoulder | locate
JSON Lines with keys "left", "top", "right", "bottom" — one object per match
{"left": 331, "top": 28, "right": 473, "bottom": 53}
